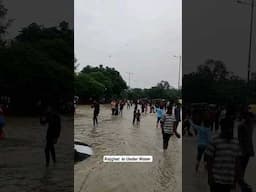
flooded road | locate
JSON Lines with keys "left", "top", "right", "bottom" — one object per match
{"left": 183, "top": 122, "right": 256, "bottom": 192}
{"left": 0, "top": 116, "right": 73, "bottom": 192}
{"left": 75, "top": 105, "right": 182, "bottom": 192}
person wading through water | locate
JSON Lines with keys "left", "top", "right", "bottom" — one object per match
{"left": 205, "top": 109, "right": 242, "bottom": 192}
{"left": 92, "top": 100, "right": 100, "bottom": 127}
{"left": 40, "top": 105, "right": 61, "bottom": 167}
{"left": 160, "top": 105, "right": 176, "bottom": 151}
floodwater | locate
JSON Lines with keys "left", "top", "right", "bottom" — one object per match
{"left": 74, "top": 105, "right": 182, "bottom": 192}
{"left": 0, "top": 116, "right": 73, "bottom": 192}
{"left": 183, "top": 121, "right": 256, "bottom": 192}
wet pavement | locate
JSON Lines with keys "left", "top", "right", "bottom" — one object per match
{"left": 183, "top": 122, "right": 256, "bottom": 192}
{"left": 74, "top": 105, "right": 182, "bottom": 192}
{"left": 0, "top": 116, "right": 73, "bottom": 192}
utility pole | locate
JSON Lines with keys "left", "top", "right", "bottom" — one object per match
{"left": 173, "top": 55, "right": 182, "bottom": 89}
{"left": 236, "top": 0, "right": 256, "bottom": 104}
{"left": 126, "top": 72, "right": 133, "bottom": 89}
{"left": 236, "top": 0, "right": 255, "bottom": 82}
{"left": 248, "top": 0, "right": 254, "bottom": 82}
{"left": 178, "top": 56, "right": 181, "bottom": 89}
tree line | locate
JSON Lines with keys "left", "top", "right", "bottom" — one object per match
{"left": 75, "top": 65, "right": 128, "bottom": 102}
{"left": 183, "top": 59, "right": 256, "bottom": 105}
{"left": 0, "top": 2, "right": 74, "bottom": 114}
{"left": 75, "top": 65, "right": 181, "bottom": 103}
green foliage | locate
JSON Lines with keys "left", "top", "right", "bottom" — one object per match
{"left": 183, "top": 59, "right": 252, "bottom": 105}
{"left": 0, "top": 1, "right": 13, "bottom": 47}
{"left": 125, "top": 84, "right": 180, "bottom": 101}
{"left": 76, "top": 65, "right": 127, "bottom": 101}
{"left": 75, "top": 73, "right": 105, "bottom": 99}
{"left": 75, "top": 65, "right": 180, "bottom": 102}
{"left": 0, "top": 21, "right": 74, "bottom": 114}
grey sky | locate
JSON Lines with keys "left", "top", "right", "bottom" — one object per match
{"left": 3, "top": 0, "right": 73, "bottom": 39}
{"left": 183, "top": 0, "right": 256, "bottom": 78}
{"left": 75, "top": 0, "right": 181, "bottom": 89}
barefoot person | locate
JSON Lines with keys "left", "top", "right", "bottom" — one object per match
{"left": 40, "top": 105, "right": 61, "bottom": 167}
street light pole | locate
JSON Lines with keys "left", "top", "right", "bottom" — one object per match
{"left": 178, "top": 56, "right": 181, "bottom": 89}
{"left": 173, "top": 55, "right": 182, "bottom": 89}
{"left": 236, "top": 0, "right": 255, "bottom": 82}
{"left": 126, "top": 72, "right": 133, "bottom": 89}
{"left": 248, "top": 0, "right": 254, "bottom": 82}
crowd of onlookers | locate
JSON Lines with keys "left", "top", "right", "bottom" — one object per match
{"left": 183, "top": 103, "right": 255, "bottom": 192}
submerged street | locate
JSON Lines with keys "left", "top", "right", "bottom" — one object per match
{"left": 75, "top": 105, "right": 182, "bottom": 192}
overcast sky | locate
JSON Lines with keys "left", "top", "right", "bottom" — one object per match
{"left": 3, "top": 0, "right": 73, "bottom": 38}
{"left": 75, "top": 0, "right": 181, "bottom": 89}
{"left": 183, "top": 0, "right": 256, "bottom": 78}
{"left": 3, "top": 0, "right": 256, "bottom": 88}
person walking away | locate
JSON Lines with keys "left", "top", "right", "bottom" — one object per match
{"left": 133, "top": 108, "right": 137, "bottom": 125}
{"left": 205, "top": 111, "right": 242, "bottom": 192}
{"left": 115, "top": 101, "right": 119, "bottom": 116}
{"left": 189, "top": 117, "right": 211, "bottom": 172}
{"left": 141, "top": 102, "right": 145, "bottom": 114}
{"left": 167, "top": 101, "right": 170, "bottom": 108}
{"left": 91, "top": 100, "right": 100, "bottom": 127}
{"left": 145, "top": 102, "right": 148, "bottom": 114}
{"left": 238, "top": 110, "right": 254, "bottom": 191}
{"left": 40, "top": 105, "right": 61, "bottom": 167}
{"left": 174, "top": 103, "right": 181, "bottom": 138}
{"left": 111, "top": 100, "right": 116, "bottom": 115}
{"left": 149, "top": 102, "right": 153, "bottom": 113}
{"left": 136, "top": 109, "right": 141, "bottom": 125}
{"left": 160, "top": 106, "right": 175, "bottom": 151}
{"left": 120, "top": 101, "right": 124, "bottom": 116}
{"left": 127, "top": 100, "right": 130, "bottom": 109}
{"left": 74, "top": 96, "right": 79, "bottom": 114}
{"left": 156, "top": 105, "right": 164, "bottom": 128}
{"left": 133, "top": 103, "right": 138, "bottom": 124}
{"left": 0, "top": 106, "right": 6, "bottom": 139}
{"left": 183, "top": 107, "right": 193, "bottom": 136}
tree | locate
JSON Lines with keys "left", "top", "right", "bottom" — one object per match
{"left": 157, "top": 80, "right": 171, "bottom": 90}
{"left": 0, "top": 21, "right": 74, "bottom": 114}
{"left": 0, "top": 1, "right": 13, "bottom": 47}
{"left": 76, "top": 65, "right": 128, "bottom": 102}
{"left": 125, "top": 81, "right": 180, "bottom": 101}
{"left": 183, "top": 59, "right": 249, "bottom": 105}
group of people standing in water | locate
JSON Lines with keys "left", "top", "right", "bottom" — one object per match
{"left": 89, "top": 97, "right": 256, "bottom": 192}
{"left": 155, "top": 101, "right": 181, "bottom": 151}
{"left": 117, "top": 99, "right": 182, "bottom": 152}
{"left": 90, "top": 98, "right": 182, "bottom": 152}
{"left": 183, "top": 104, "right": 255, "bottom": 192}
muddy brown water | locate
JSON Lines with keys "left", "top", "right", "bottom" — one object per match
{"left": 183, "top": 121, "right": 256, "bottom": 192}
{"left": 0, "top": 116, "right": 73, "bottom": 192}
{"left": 75, "top": 105, "right": 182, "bottom": 192}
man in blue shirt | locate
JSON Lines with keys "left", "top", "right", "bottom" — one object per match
{"left": 156, "top": 105, "right": 164, "bottom": 128}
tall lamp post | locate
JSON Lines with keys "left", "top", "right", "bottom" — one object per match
{"left": 236, "top": 0, "right": 256, "bottom": 104}
{"left": 173, "top": 55, "right": 182, "bottom": 89}
{"left": 126, "top": 72, "right": 133, "bottom": 89}
{"left": 236, "top": 0, "right": 255, "bottom": 83}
